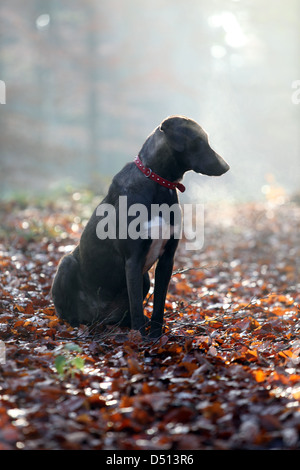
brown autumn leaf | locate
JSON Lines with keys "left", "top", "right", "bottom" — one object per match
{"left": 0, "top": 199, "right": 300, "bottom": 450}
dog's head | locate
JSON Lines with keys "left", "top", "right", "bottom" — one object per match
{"left": 159, "top": 116, "right": 230, "bottom": 176}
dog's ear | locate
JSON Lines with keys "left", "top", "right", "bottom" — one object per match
{"left": 159, "top": 116, "right": 187, "bottom": 152}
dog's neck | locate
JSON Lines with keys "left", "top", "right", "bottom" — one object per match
{"left": 134, "top": 156, "right": 185, "bottom": 193}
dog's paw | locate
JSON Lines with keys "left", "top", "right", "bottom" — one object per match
{"left": 149, "top": 327, "right": 163, "bottom": 339}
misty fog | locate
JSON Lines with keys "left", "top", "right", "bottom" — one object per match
{"left": 0, "top": 0, "right": 299, "bottom": 203}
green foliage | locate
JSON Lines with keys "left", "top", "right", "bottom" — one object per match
{"left": 54, "top": 343, "right": 85, "bottom": 378}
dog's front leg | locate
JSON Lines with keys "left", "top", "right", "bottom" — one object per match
{"left": 125, "top": 257, "right": 147, "bottom": 336}
{"left": 150, "top": 240, "right": 178, "bottom": 338}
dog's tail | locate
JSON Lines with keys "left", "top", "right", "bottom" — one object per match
{"left": 51, "top": 253, "right": 81, "bottom": 326}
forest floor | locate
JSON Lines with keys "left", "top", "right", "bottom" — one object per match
{"left": 0, "top": 193, "right": 300, "bottom": 450}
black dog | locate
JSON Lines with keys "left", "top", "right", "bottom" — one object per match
{"left": 51, "top": 116, "right": 229, "bottom": 337}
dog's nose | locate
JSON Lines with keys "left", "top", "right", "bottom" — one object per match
{"left": 213, "top": 152, "right": 230, "bottom": 175}
{"left": 222, "top": 160, "right": 230, "bottom": 173}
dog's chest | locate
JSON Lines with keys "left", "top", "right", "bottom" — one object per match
{"left": 143, "top": 216, "right": 173, "bottom": 272}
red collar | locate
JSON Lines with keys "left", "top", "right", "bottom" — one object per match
{"left": 134, "top": 155, "right": 185, "bottom": 193}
